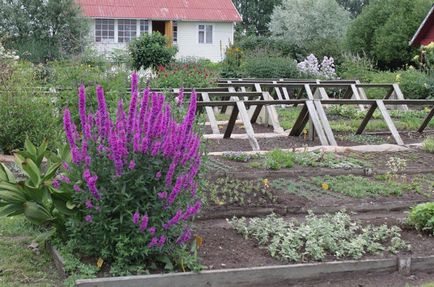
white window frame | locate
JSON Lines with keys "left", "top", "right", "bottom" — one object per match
{"left": 140, "top": 20, "right": 150, "bottom": 35}
{"left": 198, "top": 24, "right": 213, "bottom": 44}
{"left": 117, "top": 19, "right": 137, "bottom": 43}
{"left": 95, "top": 19, "right": 115, "bottom": 43}
{"left": 173, "top": 21, "right": 178, "bottom": 44}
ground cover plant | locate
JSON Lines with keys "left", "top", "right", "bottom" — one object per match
{"left": 423, "top": 137, "right": 434, "bottom": 154}
{"left": 228, "top": 211, "right": 410, "bottom": 262}
{"left": 60, "top": 73, "right": 203, "bottom": 275}
{"left": 204, "top": 178, "right": 276, "bottom": 207}
{"left": 408, "top": 202, "right": 434, "bottom": 235}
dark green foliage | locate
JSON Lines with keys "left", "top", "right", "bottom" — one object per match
{"left": 237, "top": 35, "right": 304, "bottom": 59}
{"left": 0, "top": 0, "right": 89, "bottom": 63}
{"left": 345, "top": 0, "right": 433, "bottom": 69}
{"left": 408, "top": 202, "right": 434, "bottom": 234}
{"left": 232, "top": 0, "right": 282, "bottom": 36}
{"left": 264, "top": 149, "right": 294, "bottom": 170}
{"left": 242, "top": 55, "right": 299, "bottom": 78}
{"left": 129, "top": 33, "right": 177, "bottom": 70}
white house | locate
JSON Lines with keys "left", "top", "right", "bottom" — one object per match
{"left": 76, "top": 0, "right": 242, "bottom": 62}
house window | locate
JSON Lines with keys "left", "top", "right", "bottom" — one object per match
{"left": 140, "top": 20, "right": 149, "bottom": 35}
{"left": 198, "top": 24, "right": 213, "bottom": 44}
{"left": 95, "top": 19, "right": 115, "bottom": 43}
{"left": 118, "top": 19, "right": 137, "bottom": 43}
{"left": 173, "top": 21, "right": 178, "bottom": 44}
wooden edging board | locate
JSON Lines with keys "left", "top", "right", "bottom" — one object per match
{"left": 73, "top": 255, "right": 434, "bottom": 287}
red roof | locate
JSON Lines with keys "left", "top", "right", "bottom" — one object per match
{"left": 76, "top": 0, "right": 242, "bottom": 22}
{"left": 410, "top": 4, "right": 434, "bottom": 47}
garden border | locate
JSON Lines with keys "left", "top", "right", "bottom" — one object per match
{"left": 71, "top": 255, "right": 434, "bottom": 287}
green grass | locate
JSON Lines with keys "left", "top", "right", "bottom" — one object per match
{"left": 0, "top": 216, "right": 61, "bottom": 287}
{"left": 310, "top": 175, "right": 411, "bottom": 198}
{"left": 423, "top": 137, "right": 434, "bottom": 153}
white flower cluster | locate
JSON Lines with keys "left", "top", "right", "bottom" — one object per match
{"left": 0, "top": 43, "right": 19, "bottom": 61}
{"left": 297, "top": 54, "right": 336, "bottom": 79}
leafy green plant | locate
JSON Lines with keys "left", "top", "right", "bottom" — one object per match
{"left": 311, "top": 175, "right": 410, "bottom": 198}
{"left": 423, "top": 137, "right": 434, "bottom": 154}
{"left": 151, "top": 60, "right": 217, "bottom": 89}
{"left": 337, "top": 134, "right": 385, "bottom": 145}
{"left": 264, "top": 149, "right": 294, "bottom": 170}
{"left": 293, "top": 151, "right": 368, "bottom": 169}
{"left": 129, "top": 33, "right": 177, "bottom": 70}
{"left": 222, "top": 151, "right": 260, "bottom": 162}
{"left": 205, "top": 178, "right": 276, "bottom": 207}
{"left": 408, "top": 202, "right": 434, "bottom": 235}
{"left": 228, "top": 211, "right": 409, "bottom": 262}
{"left": 0, "top": 139, "right": 73, "bottom": 229}
{"left": 242, "top": 55, "right": 300, "bottom": 78}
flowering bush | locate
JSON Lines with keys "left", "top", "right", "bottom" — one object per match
{"left": 151, "top": 61, "right": 217, "bottom": 89}
{"left": 62, "top": 73, "right": 202, "bottom": 273}
{"left": 297, "top": 54, "right": 336, "bottom": 79}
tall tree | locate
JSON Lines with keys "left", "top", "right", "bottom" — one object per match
{"left": 346, "top": 0, "right": 433, "bottom": 69}
{"left": 269, "top": 0, "right": 351, "bottom": 57}
{"left": 0, "top": 0, "right": 89, "bottom": 63}
{"left": 336, "top": 0, "right": 370, "bottom": 18}
{"left": 232, "top": 0, "right": 282, "bottom": 36}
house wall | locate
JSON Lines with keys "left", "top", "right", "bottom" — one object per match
{"left": 175, "top": 21, "right": 234, "bottom": 62}
{"left": 420, "top": 26, "right": 434, "bottom": 46}
{"left": 88, "top": 18, "right": 234, "bottom": 62}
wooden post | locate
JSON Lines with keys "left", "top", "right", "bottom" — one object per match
{"left": 201, "top": 92, "right": 220, "bottom": 135}
{"left": 350, "top": 84, "right": 366, "bottom": 111}
{"left": 356, "top": 103, "right": 377, "bottom": 135}
{"left": 418, "top": 106, "right": 434, "bottom": 133}
{"left": 376, "top": 100, "right": 404, "bottom": 145}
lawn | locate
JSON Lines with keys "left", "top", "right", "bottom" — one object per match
{"left": 0, "top": 216, "right": 61, "bottom": 287}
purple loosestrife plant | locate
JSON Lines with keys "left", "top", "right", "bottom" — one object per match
{"left": 62, "top": 72, "right": 202, "bottom": 273}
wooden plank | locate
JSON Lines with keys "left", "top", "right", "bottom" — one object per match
{"left": 305, "top": 101, "right": 330, "bottom": 146}
{"left": 289, "top": 104, "right": 309, "bottom": 136}
{"left": 76, "top": 259, "right": 397, "bottom": 287}
{"left": 223, "top": 103, "right": 239, "bottom": 139}
{"left": 355, "top": 80, "right": 368, "bottom": 100}
{"left": 350, "top": 84, "right": 366, "bottom": 111}
{"left": 201, "top": 93, "right": 220, "bottom": 135}
{"left": 376, "top": 100, "right": 404, "bottom": 145}
{"left": 356, "top": 103, "right": 377, "bottom": 135}
{"left": 418, "top": 106, "right": 434, "bottom": 133}
{"left": 282, "top": 87, "right": 291, "bottom": 100}
{"left": 383, "top": 87, "right": 395, "bottom": 100}
{"left": 342, "top": 86, "right": 353, "bottom": 99}
{"left": 392, "top": 84, "right": 409, "bottom": 111}
{"left": 313, "top": 100, "right": 337, "bottom": 146}
{"left": 233, "top": 97, "right": 260, "bottom": 151}
{"left": 304, "top": 84, "right": 315, "bottom": 100}
{"left": 262, "top": 92, "right": 284, "bottom": 133}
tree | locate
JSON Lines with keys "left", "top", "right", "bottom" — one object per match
{"left": 345, "top": 0, "right": 433, "bottom": 69}
{"left": 232, "top": 0, "right": 282, "bottom": 36}
{"left": 336, "top": 0, "right": 370, "bottom": 17}
{"left": 0, "top": 0, "right": 89, "bottom": 63}
{"left": 129, "top": 33, "right": 177, "bottom": 70}
{"left": 269, "top": 0, "right": 351, "bottom": 57}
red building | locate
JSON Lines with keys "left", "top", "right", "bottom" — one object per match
{"left": 410, "top": 5, "right": 434, "bottom": 47}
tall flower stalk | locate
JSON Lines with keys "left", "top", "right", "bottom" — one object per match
{"left": 62, "top": 73, "right": 202, "bottom": 269}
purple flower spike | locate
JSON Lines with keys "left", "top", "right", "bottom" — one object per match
{"left": 139, "top": 214, "right": 149, "bottom": 232}
{"left": 73, "top": 185, "right": 81, "bottom": 192}
{"left": 132, "top": 211, "right": 140, "bottom": 225}
{"left": 128, "top": 160, "right": 136, "bottom": 170}
{"left": 85, "top": 200, "right": 93, "bottom": 209}
{"left": 52, "top": 179, "right": 60, "bottom": 189}
{"left": 85, "top": 215, "right": 93, "bottom": 222}
{"left": 78, "top": 84, "right": 87, "bottom": 131}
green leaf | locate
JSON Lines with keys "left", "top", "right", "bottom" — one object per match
{"left": 21, "top": 159, "right": 42, "bottom": 187}
{"left": 0, "top": 181, "right": 24, "bottom": 193}
{"left": 24, "top": 137, "right": 37, "bottom": 157}
{"left": 53, "top": 199, "right": 75, "bottom": 216}
{"left": 66, "top": 201, "right": 75, "bottom": 210}
{"left": 43, "top": 162, "right": 61, "bottom": 181}
{"left": 0, "top": 203, "right": 24, "bottom": 217}
{"left": 0, "top": 190, "right": 26, "bottom": 204}
{"left": 0, "top": 163, "right": 16, "bottom": 183}
{"left": 23, "top": 201, "right": 53, "bottom": 225}
{"left": 23, "top": 184, "right": 45, "bottom": 203}
{"left": 36, "top": 139, "right": 48, "bottom": 166}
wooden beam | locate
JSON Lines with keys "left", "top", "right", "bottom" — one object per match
{"left": 418, "top": 106, "right": 434, "bottom": 133}
{"left": 305, "top": 101, "right": 330, "bottom": 146}
{"left": 356, "top": 103, "right": 378, "bottom": 135}
{"left": 313, "top": 100, "right": 337, "bottom": 146}
{"left": 223, "top": 104, "right": 239, "bottom": 139}
{"left": 350, "top": 84, "right": 366, "bottom": 111}
{"left": 232, "top": 97, "right": 260, "bottom": 151}
{"left": 289, "top": 104, "right": 309, "bottom": 136}
{"left": 201, "top": 92, "right": 220, "bottom": 135}
{"left": 391, "top": 84, "right": 409, "bottom": 111}
{"left": 376, "top": 100, "right": 404, "bottom": 145}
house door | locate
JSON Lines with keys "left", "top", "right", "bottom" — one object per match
{"left": 152, "top": 20, "right": 173, "bottom": 45}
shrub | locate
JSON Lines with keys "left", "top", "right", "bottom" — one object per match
{"left": 237, "top": 35, "right": 304, "bottom": 59}
{"left": 62, "top": 74, "right": 202, "bottom": 273}
{"left": 129, "top": 33, "right": 177, "bottom": 70}
{"left": 220, "top": 45, "right": 244, "bottom": 78}
{"left": 297, "top": 54, "right": 336, "bottom": 79}
{"left": 338, "top": 54, "right": 375, "bottom": 82}
{"left": 408, "top": 202, "right": 434, "bottom": 235}
{"left": 345, "top": 0, "right": 433, "bottom": 68}
{"left": 151, "top": 60, "right": 218, "bottom": 89}
{"left": 264, "top": 149, "right": 294, "bottom": 170}
{"left": 396, "top": 68, "right": 434, "bottom": 99}
{"left": 422, "top": 137, "right": 434, "bottom": 154}
{"left": 242, "top": 55, "right": 299, "bottom": 78}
